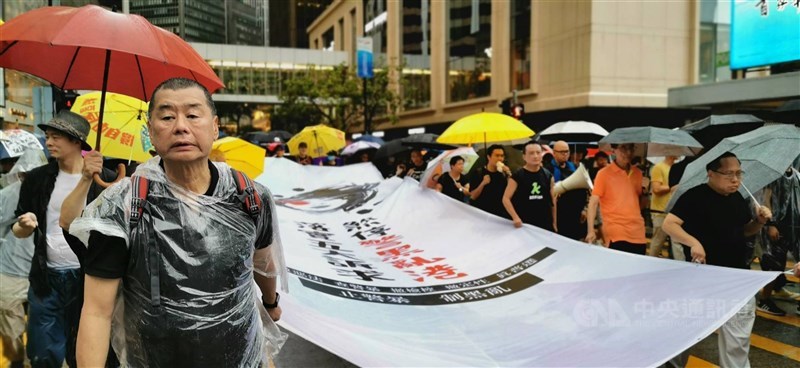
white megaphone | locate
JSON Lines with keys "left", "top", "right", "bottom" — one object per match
{"left": 553, "top": 163, "right": 593, "bottom": 196}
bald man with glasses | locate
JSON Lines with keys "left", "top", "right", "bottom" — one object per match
{"left": 662, "top": 151, "right": 771, "bottom": 368}
{"left": 548, "top": 141, "right": 590, "bottom": 241}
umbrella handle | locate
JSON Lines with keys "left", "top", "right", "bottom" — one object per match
{"left": 93, "top": 163, "right": 126, "bottom": 188}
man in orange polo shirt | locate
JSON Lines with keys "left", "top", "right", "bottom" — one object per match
{"left": 585, "top": 143, "right": 647, "bottom": 254}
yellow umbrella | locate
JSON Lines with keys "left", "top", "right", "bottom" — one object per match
{"left": 437, "top": 112, "right": 535, "bottom": 146}
{"left": 287, "top": 124, "right": 346, "bottom": 157}
{"left": 71, "top": 91, "right": 152, "bottom": 162}
{"left": 211, "top": 137, "right": 266, "bottom": 179}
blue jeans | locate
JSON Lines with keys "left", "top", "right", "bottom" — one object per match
{"left": 27, "top": 268, "right": 81, "bottom": 368}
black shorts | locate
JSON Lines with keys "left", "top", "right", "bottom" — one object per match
{"left": 609, "top": 241, "right": 647, "bottom": 255}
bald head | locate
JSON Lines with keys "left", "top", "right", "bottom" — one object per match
{"left": 553, "top": 141, "right": 570, "bottom": 165}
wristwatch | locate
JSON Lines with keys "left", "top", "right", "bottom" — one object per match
{"left": 263, "top": 293, "right": 280, "bottom": 309}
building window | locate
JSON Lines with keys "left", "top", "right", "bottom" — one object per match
{"left": 698, "top": 0, "right": 731, "bottom": 83}
{"left": 510, "top": 0, "right": 531, "bottom": 91}
{"left": 401, "top": 0, "right": 431, "bottom": 109}
{"left": 364, "top": 0, "right": 388, "bottom": 66}
{"left": 338, "top": 18, "right": 345, "bottom": 51}
{"left": 322, "top": 27, "right": 335, "bottom": 51}
{"left": 446, "top": 0, "right": 492, "bottom": 103}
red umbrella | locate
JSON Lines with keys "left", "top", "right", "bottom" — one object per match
{"left": 0, "top": 5, "right": 224, "bottom": 185}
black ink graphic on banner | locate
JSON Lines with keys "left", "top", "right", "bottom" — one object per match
{"left": 288, "top": 247, "right": 555, "bottom": 299}
{"left": 299, "top": 272, "right": 544, "bottom": 305}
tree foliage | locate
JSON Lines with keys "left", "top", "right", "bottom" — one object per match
{"left": 274, "top": 63, "right": 403, "bottom": 133}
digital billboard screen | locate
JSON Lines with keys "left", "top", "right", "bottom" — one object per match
{"left": 730, "top": 0, "right": 800, "bottom": 70}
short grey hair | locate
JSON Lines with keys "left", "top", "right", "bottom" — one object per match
{"left": 147, "top": 78, "right": 216, "bottom": 120}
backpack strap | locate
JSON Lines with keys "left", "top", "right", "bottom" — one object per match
{"left": 130, "top": 175, "right": 150, "bottom": 229}
{"left": 128, "top": 175, "right": 161, "bottom": 308}
{"left": 230, "top": 168, "right": 262, "bottom": 221}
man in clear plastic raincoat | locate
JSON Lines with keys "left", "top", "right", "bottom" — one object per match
{"left": 70, "top": 78, "right": 287, "bottom": 367}
{"left": 757, "top": 162, "right": 800, "bottom": 315}
{"left": 0, "top": 149, "right": 48, "bottom": 367}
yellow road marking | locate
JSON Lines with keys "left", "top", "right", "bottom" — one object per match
{"left": 686, "top": 355, "right": 718, "bottom": 367}
{"left": 757, "top": 310, "right": 800, "bottom": 328}
{"left": 750, "top": 333, "right": 800, "bottom": 361}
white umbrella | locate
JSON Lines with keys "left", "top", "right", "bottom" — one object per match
{"left": 538, "top": 121, "right": 609, "bottom": 142}
{"left": 419, "top": 147, "right": 479, "bottom": 188}
{"left": 341, "top": 141, "right": 381, "bottom": 156}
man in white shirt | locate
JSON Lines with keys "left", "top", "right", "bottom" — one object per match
{"left": 12, "top": 110, "right": 112, "bottom": 368}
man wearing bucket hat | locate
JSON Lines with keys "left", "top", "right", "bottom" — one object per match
{"left": 11, "top": 110, "right": 115, "bottom": 368}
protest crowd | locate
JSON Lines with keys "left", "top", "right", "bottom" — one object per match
{"left": 0, "top": 4, "right": 798, "bottom": 368}
{"left": 3, "top": 97, "right": 799, "bottom": 367}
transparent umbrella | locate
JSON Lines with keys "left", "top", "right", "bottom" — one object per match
{"left": 599, "top": 126, "right": 703, "bottom": 157}
{"left": 666, "top": 124, "right": 800, "bottom": 211}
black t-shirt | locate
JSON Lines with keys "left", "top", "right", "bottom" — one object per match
{"left": 438, "top": 172, "right": 468, "bottom": 201}
{"left": 83, "top": 161, "right": 220, "bottom": 279}
{"left": 668, "top": 158, "right": 694, "bottom": 187}
{"left": 510, "top": 167, "right": 554, "bottom": 230}
{"left": 403, "top": 162, "right": 427, "bottom": 181}
{"left": 669, "top": 184, "right": 752, "bottom": 269}
{"left": 469, "top": 166, "right": 509, "bottom": 219}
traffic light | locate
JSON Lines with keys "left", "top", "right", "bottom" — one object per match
{"left": 53, "top": 88, "right": 80, "bottom": 112}
{"left": 64, "top": 90, "right": 79, "bottom": 108}
{"left": 512, "top": 103, "right": 525, "bottom": 121}
{"left": 499, "top": 98, "right": 512, "bottom": 115}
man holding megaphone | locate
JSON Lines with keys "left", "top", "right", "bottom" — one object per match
{"left": 547, "top": 141, "right": 591, "bottom": 240}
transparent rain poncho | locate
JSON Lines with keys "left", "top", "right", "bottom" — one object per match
{"left": 763, "top": 167, "right": 800, "bottom": 258}
{"left": 0, "top": 149, "right": 48, "bottom": 278}
{"left": 70, "top": 157, "right": 288, "bottom": 367}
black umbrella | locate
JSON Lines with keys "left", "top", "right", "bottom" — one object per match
{"left": 774, "top": 99, "right": 800, "bottom": 124}
{"left": 775, "top": 99, "right": 800, "bottom": 113}
{"left": 680, "top": 114, "right": 764, "bottom": 148}
{"left": 241, "top": 131, "right": 293, "bottom": 148}
{"left": 373, "top": 139, "right": 412, "bottom": 163}
{"left": 400, "top": 133, "right": 458, "bottom": 151}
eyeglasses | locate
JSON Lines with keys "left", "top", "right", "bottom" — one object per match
{"left": 553, "top": 150, "right": 570, "bottom": 154}
{"left": 713, "top": 170, "right": 745, "bottom": 180}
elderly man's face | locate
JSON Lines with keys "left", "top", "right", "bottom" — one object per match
{"left": 149, "top": 86, "right": 218, "bottom": 163}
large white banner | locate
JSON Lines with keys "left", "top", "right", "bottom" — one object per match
{"left": 258, "top": 158, "right": 777, "bottom": 367}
